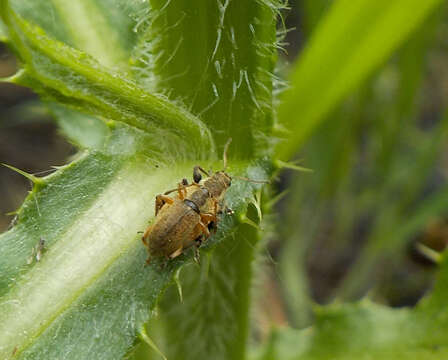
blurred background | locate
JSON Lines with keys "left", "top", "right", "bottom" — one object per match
{"left": 1, "top": 0, "right": 448, "bottom": 340}
{"left": 0, "top": 43, "right": 74, "bottom": 231}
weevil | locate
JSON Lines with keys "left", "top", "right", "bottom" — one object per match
{"left": 141, "top": 139, "right": 266, "bottom": 264}
{"left": 141, "top": 180, "right": 218, "bottom": 264}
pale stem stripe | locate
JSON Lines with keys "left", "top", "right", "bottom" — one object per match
{"left": 50, "top": 0, "right": 128, "bottom": 68}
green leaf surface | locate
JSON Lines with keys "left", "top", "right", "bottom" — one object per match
{"left": 133, "top": 0, "right": 279, "bottom": 158}
{"left": 9, "top": 0, "right": 138, "bottom": 69}
{"left": 0, "top": 149, "right": 266, "bottom": 359}
{"left": 277, "top": 0, "right": 444, "bottom": 159}
{"left": 0, "top": 2, "right": 215, "bottom": 159}
{"left": 159, "top": 212, "right": 260, "bottom": 360}
{"left": 131, "top": 1, "right": 279, "bottom": 359}
{"left": 0, "top": 1, "right": 272, "bottom": 358}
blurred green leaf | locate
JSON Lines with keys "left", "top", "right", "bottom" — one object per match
{"left": 277, "top": 0, "right": 444, "bottom": 159}
{"left": 301, "top": 0, "right": 330, "bottom": 34}
{"left": 0, "top": 20, "right": 6, "bottom": 40}
{"left": 0, "top": 4, "right": 214, "bottom": 158}
{"left": 338, "top": 113, "right": 448, "bottom": 299}
{"left": 9, "top": 0, "right": 137, "bottom": 69}
{"left": 253, "top": 254, "right": 448, "bottom": 360}
{"left": 279, "top": 4, "right": 447, "bottom": 313}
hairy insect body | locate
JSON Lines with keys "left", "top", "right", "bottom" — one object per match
{"left": 142, "top": 170, "right": 232, "bottom": 264}
{"left": 146, "top": 200, "right": 202, "bottom": 258}
{"left": 202, "top": 172, "right": 231, "bottom": 199}
{"left": 185, "top": 186, "right": 210, "bottom": 211}
{"left": 142, "top": 139, "right": 242, "bottom": 264}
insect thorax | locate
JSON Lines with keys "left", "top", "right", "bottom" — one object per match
{"left": 203, "top": 172, "right": 231, "bottom": 198}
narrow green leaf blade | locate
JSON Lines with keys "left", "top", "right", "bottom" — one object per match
{"left": 277, "top": 0, "right": 444, "bottom": 159}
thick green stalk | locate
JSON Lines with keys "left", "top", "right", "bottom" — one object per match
{"left": 134, "top": 0, "right": 278, "bottom": 158}
{"left": 158, "top": 222, "right": 258, "bottom": 360}
{"left": 1, "top": 3, "right": 215, "bottom": 159}
{"left": 277, "top": 0, "right": 444, "bottom": 159}
{"left": 133, "top": 1, "right": 278, "bottom": 359}
{"left": 0, "top": 0, "right": 273, "bottom": 358}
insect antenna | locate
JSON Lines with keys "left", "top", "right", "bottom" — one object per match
{"left": 223, "top": 138, "right": 232, "bottom": 171}
{"left": 233, "top": 175, "right": 270, "bottom": 184}
{"left": 164, "top": 188, "right": 178, "bottom": 195}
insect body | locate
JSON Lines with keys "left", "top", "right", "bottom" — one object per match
{"left": 141, "top": 139, "right": 267, "bottom": 264}
{"left": 142, "top": 141, "right": 234, "bottom": 264}
{"left": 141, "top": 170, "right": 231, "bottom": 264}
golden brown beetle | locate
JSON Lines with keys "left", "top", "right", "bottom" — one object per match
{"left": 141, "top": 140, "right": 233, "bottom": 264}
{"left": 141, "top": 139, "right": 267, "bottom": 264}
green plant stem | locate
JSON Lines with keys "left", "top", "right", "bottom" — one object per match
{"left": 136, "top": 0, "right": 278, "bottom": 158}
{"left": 133, "top": 2, "right": 278, "bottom": 359}
{"left": 1, "top": 1, "right": 215, "bottom": 158}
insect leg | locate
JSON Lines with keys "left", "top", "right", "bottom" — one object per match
{"left": 218, "top": 198, "right": 234, "bottom": 215}
{"left": 201, "top": 212, "right": 218, "bottom": 233}
{"left": 176, "top": 183, "right": 185, "bottom": 200}
{"left": 169, "top": 247, "right": 183, "bottom": 259}
{"left": 141, "top": 226, "right": 152, "bottom": 246}
{"left": 36, "top": 238, "right": 46, "bottom": 262}
{"left": 163, "top": 188, "right": 178, "bottom": 195}
{"left": 197, "top": 221, "right": 210, "bottom": 238}
{"left": 200, "top": 213, "right": 216, "bottom": 225}
{"left": 155, "top": 195, "right": 174, "bottom": 215}
{"left": 176, "top": 182, "right": 190, "bottom": 200}
{"left": 27, "top": 246, "right": 35, "bottom": 265}
{"left": 164, "top": 183, "right": 199, "bottom": 196}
